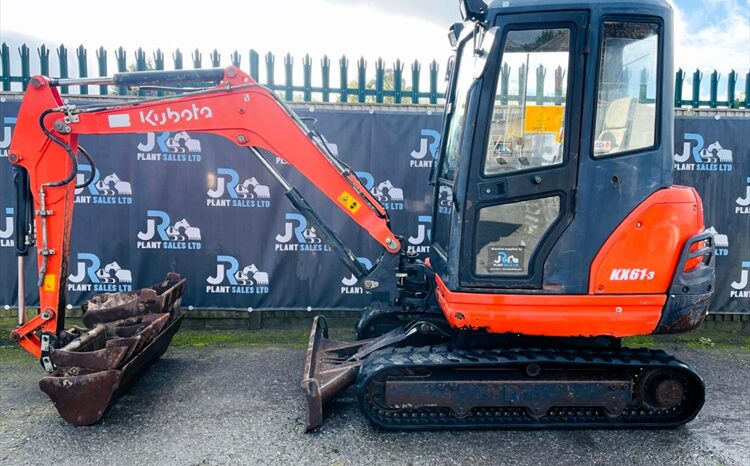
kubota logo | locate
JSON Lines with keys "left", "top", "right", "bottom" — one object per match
{"left": 75, "top": 164, "right": 133, "bottom": 205}
{"left": 136, "top": 131, "right": 202, "bottom": 162}
{"left": 1, "top": 207, "right": 14, "bottom": 248}
{"left": 409, "top": 129, "right": 441, "bottom": 168}
{"left": 730, "top": 261, "right": 750, "bottom": 298}
{"left": 609, "top": 268, "right": 656, "bottom": 281}
{"left": 341, "top": 257, "right": 373, "bottom": 295}
{"left": 674, "top": 133, "right": 732, "bottom": 172}
{"left": 206, "top": 255, "right": 270, "bottom": 295}
{"left": 137, "top": 210, "right": 202, "bottom": 250}
{"left": 207, "top": 168, "right": 271, "bottom": 208}
{"left": 274, "top": 213, "right": 331, "bottom": 252}
{"left": 138, "top": 104, "right": 213, "bottom": 127}
{"left": 67, "top": 253, "right": 133, "bottom": 292}
{"left": 0, "top": 116, "right": 16, "bottom": 157}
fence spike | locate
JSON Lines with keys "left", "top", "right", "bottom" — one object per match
{"left": 76, "top": 44, "right": 88, "bottom": 95}
{"left": 321, "top": 54, "right": 330, "bottom": 102}
{"left": 192, "top": 48, "right": 202, "bottom": 68}
{"left": 674, "top": 68, "right": 685, "bottom": 107}
{"left": 0, "top": 43, "right": 9, "bottom": 91}
{"left": 265, "top": 52, "right": 275, "bottom": 86}
{"left": 115, "top": 46, "right": 126, "bottom": 95}
{"left": 57, "top": 44, "right": 69, "bottom": 94}
{"left": 38, "top": 44, "right": 50, "bottom": 78}
{"left": 210, "top": 49, "right": 220, "bottom": 67}
{"left": 339, "top": 55, "right": 349, "bottom": 102}
{"left": 231, "top": 50, "right": 241, "bottom": 67}
{"left": 249, "top": 49, "right": 259, "bottom": 81}
{"left": 173, "top": 49, "right": 183, "bottom": 70}
{"left": 284, "top": 53, "right": 293, "bottom": 101}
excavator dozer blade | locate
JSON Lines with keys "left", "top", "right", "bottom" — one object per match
{"left": 39, "top": 273, "right": 186, "bottom": 426}
{"left": 301, "top": 316, "right": 369, "bottom": 431}
{"left": 301, "top": 315, "right": 410, "bottom": 431}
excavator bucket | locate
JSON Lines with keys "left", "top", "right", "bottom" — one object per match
{"left": 301, "top": 315, "right": 409, "bottom": 431}
{"left": 39, "top": 273, "right": 186, "bottom": 426}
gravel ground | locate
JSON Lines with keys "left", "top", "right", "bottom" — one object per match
{"left": 1, "top": 343, "right": 748, "bottom": 466}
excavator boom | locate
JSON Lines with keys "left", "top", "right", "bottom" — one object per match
{"left": 9, "top": 66, "right": 400, "bottom": 359}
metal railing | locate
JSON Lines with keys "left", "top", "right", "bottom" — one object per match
{"left": 1, "top": 43, "right": 749, "bottom": 108}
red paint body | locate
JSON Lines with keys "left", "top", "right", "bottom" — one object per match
{"left": 436, "top": 186, "right": 706, "bottom": 338}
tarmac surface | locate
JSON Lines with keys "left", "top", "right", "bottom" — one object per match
{"left": 1, "top": 343, "right": 749, "bottom": 466}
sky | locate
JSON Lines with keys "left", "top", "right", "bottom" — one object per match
{"left": 0, "top": 0, "right": 748, "bottom": 91}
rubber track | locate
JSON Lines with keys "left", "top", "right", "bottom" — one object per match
{"left": 356, "top": 345, "right": 705, "bottom": 429}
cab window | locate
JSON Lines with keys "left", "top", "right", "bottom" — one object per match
{"left": 594, "top": 22, "right": 660, "bottom": 157}
{"left": 484, "top": 28, "right": 571, "bottom": 176}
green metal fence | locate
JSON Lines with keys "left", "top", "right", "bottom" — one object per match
{"left": 1, "top": 43, "right": 749, "bottom": 108}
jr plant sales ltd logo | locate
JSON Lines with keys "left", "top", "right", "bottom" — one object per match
{"left": 206, "top": 255, "right": 270, "bottom": 295}
{"left": 136, "top": 131, "right": 203, "bottom": 162}
{"left": 206, "top": 168, "right": 271, "bottom": 208}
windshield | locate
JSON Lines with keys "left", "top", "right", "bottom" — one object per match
{"left": 439, "top": 37, "right": 476, "bottom": 180}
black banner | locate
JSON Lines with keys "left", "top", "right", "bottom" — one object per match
{"left": 0, "top": 97, "right": 747, "bottom": 314}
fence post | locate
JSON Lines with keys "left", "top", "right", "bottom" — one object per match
{"left": 210, "top": 49, "right": 220, "bottom": 68}
{"left": 154, "top": 49, "right": 164, "bottom": 96}
{"left": 19, "top": 44, "right": 30, "bottom": 91}
{"left": 674, "top": 68, "right": 685, "bottom": 107}
{"left": 518, "top": 63, "right": 526, "bottom": 102}
{"left": 115, "top": 47, "right": 126, "bottom": 95}
{"left": 745, "top": 71, "right": 750, "bottom": 109}
{"left": 357, "top": 57, "right": 366, "bottom": 103}
{"left": 249, "top": 49, "right": 259, "bottom": 81}
{"left": 321, "top": 55, "right": 330, "bottom": 102}
{"left": 535, "top": 64, "right": 546, "bottom": 105}
{"left": 76, "top": 45, "right": 88, "bottom": 95}
{"left": 639, "top": 67, "right": 648, "bottom": 103}
{"left": 554, "top": 65, "right": 564, "bottom": 105}
{"left": 265, "top": 52, "right": 275, "bottom": 87}
{"left": 393, "top": 59, "right": 403, "bottom": 104}
{"left": 303, "top": 54, "right": 312, "bottom": 102}
{"left": 691, "top": 69, "right": 702, "bottom": 108}
{"left": 429, "top": 60, "right": 439, "bottom": 104}
{"left": 339, "top": 55, "right": 348, "bottom": 102}
{"left": 0, "top": 43, "right": 9, "bottom": 91}
{"left": 231, "top": 50, "right": 241, "bottom": 67}
{"left": 173, "top": 49, "right": 183, "bottom": 70}
{"left": 411, "top": 60, "right": 420, "bottom": 104}
{"left": 284, "top": 53, "right": 293, "bottom": 101}
{"left": 96, "top": 46, "right": 107, "bottom": 95}
{"left": 39, "top": 45, "right": 50, "bottom": 78}
{"left": 500, "top": 63, "right": 510, "bottom": 104}
{"left": 726, "top": 70, "right": 736, "bottom": 108}
{"left": 375, "top": 58, "right": 384, "bottom": 104}
{"left": 709, "top": 70, "right": 719, "bottom": 108}
{"left": 135, "top": 47, "right": 146, "bottom": 96}
{"left": 192, "top": 49, "right": 202, "bottom": 69}
{"left": 58, "top": 44, "right": 69, "bottom": 94}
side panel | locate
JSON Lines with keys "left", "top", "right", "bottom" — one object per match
{"left": 589, "top": 186, "right": 704, "bottom": 294}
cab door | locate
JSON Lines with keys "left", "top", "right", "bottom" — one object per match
{"left": 460, "top": 11, "right": 588, "bottom": 290}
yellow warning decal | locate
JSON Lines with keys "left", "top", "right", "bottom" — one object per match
{"left": 338, "top": 191, "right": 362, "bottom": 214}
{"left": 42, "top": 274, "right": 57, "bottom": 293}
{"left": 524, "top": 105, "right": 564, "bottom": 134}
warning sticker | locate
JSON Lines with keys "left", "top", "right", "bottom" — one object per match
{"left": 524, "top": 105, "right": 564, "bottom": 134}
{"left": 42, "top": 274, "right": 57, "bottom": 293}
{"left": 487, "top": 246, "right": 525, "bottom": 273}
{"left": 338, "top": 191, "right": 362, "bottom": 214}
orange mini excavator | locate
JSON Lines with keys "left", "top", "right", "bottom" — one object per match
{"left": 8, "top": 0, "right": 715, "bottom": 429}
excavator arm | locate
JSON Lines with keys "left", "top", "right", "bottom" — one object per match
{"left": 8, "top": 66, "right": 401, "bottom": 359}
